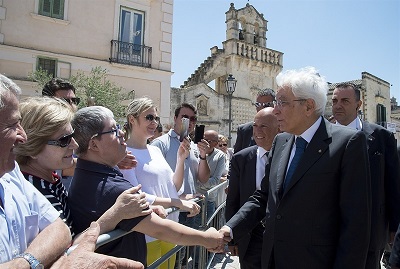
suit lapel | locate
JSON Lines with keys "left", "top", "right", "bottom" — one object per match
{"left": 361, "top": 121, "right": 375, "bottom": 151}
{"left": 282, "top": 118, "right": 332, "bottom": 196}
{"left": 276, "top": 136, "right": 293, "bottom": 196}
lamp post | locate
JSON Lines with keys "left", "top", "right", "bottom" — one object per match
{"left": 225, "top": 74, "right": 237, "bottom": 147}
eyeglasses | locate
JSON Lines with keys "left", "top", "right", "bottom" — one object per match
{"left": 205, "top": 139, "right": 217, "bottom": 144}
{"left": 218, "top": 143, "right": 228, "bottom": 147}
{"left": 181, "top": 114, "right": 197, "bottom": 122}
{"left": 254, "top": 102, "right": 274, "bottom": 108}
{"left": 273, "top": 99, "right": 306, "bottom": 108}
{"left": 63, "top": 97, "right": 80, "bottom": 106}
{"left": 91, "top": 125, "right": 121, "bottom": 139}
{"left": 47, "top": 131, "right": 75, "bottom": 148}
{"left": 145, "top": 114, "right": 160, "bottom": 123}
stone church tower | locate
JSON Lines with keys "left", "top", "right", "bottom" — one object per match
{"left": 170, "top": 3, "right": 283, "bottom": 144}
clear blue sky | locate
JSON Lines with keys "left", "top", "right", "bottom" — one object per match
{"left": 171, "top": 0, "right": 400, "bottom": 101}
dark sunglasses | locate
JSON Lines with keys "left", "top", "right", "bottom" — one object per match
{"left": 219, "top": 143, "right": 228, "bottom": 147}
{"left": 91, "top": 125, "right": 121, "bottom": 139}
{"left": 254, "top": 101, "right": 273, "bottom": 108}
{"left": 47, "top": 131, "right": 74, "bottom": 148}
{"left": 145, "top": 114, "right": 160, "bottom": 123}
{"left": 181, "top": 114, "right": 197, "bottom": 122}
{"left": 64, "top": 97, "right": 80, "bottom": 105}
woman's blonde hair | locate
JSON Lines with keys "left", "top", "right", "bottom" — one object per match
{"left": 124, "top": 97, "right": 156, "bottom": 140}
{"left": 15, "top": 97, "right": 74, "bottom": 165}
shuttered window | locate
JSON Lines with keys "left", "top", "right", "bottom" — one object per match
{"left": 38, "top": 58, "right": 57, "bottom": 78}
{"left": 39, "top": 0, "right": 64, "bottom": 19}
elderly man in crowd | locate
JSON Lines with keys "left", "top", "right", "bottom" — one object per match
{"left": 220, "top": 67, "right": 371, "bottom": 269}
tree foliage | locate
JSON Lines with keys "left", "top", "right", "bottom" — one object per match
{"left": 29, "top": 67, "right": 134, "bottom": 119}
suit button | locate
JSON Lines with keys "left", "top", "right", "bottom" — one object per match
{"left": 276, "top": 214, "right": 282, "bottom": 220}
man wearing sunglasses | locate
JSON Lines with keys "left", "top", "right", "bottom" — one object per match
{"left": 233, "top": 88, "right": 275, "bottom": 154}
{"left": 42, "top": 78, "right": 80, "bottom": 112}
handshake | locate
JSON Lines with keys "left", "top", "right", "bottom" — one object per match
{"left": 203, "top": 225, "right": 232, "bottom": 253}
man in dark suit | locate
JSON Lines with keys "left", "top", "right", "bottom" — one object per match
{"left": 225, "top": 107, "right": 279, "bottom": 269}
{"left": 332, "top": 83, "right": 400, "bottom": 269}
{"left": 233, "top": 88, "right": 275, "bottom": 153}
{"left": 219, "top": 67, "right": 371, "bottom": 269}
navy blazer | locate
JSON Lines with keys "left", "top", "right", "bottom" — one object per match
{"left": 227, "top": 118, "right": 372, "bottom": 269}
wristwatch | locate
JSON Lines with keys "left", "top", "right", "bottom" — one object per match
{"left": 15, "top": 253, "right": 44, "bottom": 269}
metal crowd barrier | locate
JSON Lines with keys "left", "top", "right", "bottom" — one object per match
{"left": 66, "top": 181, "right": 229, "bottom": 269}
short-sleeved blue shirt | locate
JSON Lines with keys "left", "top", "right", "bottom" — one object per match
{"left": 68, "top": 158, "right": 147, "bottom": 264}
{"left": 0, "top": 162, "right": 59, "bottom": 262}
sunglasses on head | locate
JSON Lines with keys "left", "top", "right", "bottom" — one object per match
{"left": 145, "top": 114, "right": 160, "bottom": 123}
{"left": 219, "top": 143, "right": 228, "bottom": 147}
{"left": 181, "top": 114, "right": 197, "bottom": 122}
{"left": 47, "top": 131, "right": 74, "bottom": 148}
{"left": 254, "top": 101, "right": 273, "bottom": 108}
{"left": 63, "top": 97, "right": 80, "bottom": 105}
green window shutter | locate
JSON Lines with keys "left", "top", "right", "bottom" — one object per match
{"left": 52, "top": 0, "right": 64, "bottom": 19}
{"left": 39, "top": 0, "right": 52, "bottom": 17}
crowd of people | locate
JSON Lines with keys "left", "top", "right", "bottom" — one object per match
{"left": 1, "top": 65, "right": 400, "bottom": 269}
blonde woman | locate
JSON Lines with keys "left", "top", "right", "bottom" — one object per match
{"left": 122, "top": 97, "right": 200, "bottom": 268}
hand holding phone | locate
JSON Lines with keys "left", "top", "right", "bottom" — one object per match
{"left": 194, "top": 125, "right": 205, "bottom": 144}
{"left": 179, "top": 118, "right": 190, "bottom": 142}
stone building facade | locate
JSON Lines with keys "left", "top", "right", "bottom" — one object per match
{"left": 0, "top": 0, "right": 173, "bottom": 122}
{"left": 170, "top": 3, "right": 283, "bottom": 144}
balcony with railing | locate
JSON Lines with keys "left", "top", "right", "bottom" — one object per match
{"left": 109, "top": 40, "right": 152, "bottom": 68}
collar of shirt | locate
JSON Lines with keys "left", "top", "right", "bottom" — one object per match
{"left": 336, "top": 117, "right": 363, "bottom": 130}
{"left": 257, "top": 146, "right": 268, "bottom": 159}
{"left": 296, "top": 116, "right": 322, "bottom": 144}
{"left": 76, "top": 158, "right": 123, "bottom": 177}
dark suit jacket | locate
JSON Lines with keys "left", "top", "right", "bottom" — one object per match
{"left": 227, "top": 118, "right": 372, "bottom": 269}
{"left": 225, "top": 145, "right": 260, "bottom": 261}
{"left": 234, "top": 122, "right": 255, "bottom": 153}
{"left": 362, "top": 121, "right": 400, "bottom": 251}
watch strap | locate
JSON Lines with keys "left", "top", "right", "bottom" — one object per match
{"left": 15, "top": 253, "right": 43, "bottom": 269}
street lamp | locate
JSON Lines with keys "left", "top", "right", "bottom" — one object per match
{"left": 225, "top": 74, "right": 237, "bottom": 147}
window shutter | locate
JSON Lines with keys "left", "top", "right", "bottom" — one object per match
{"left": 52, "top": 0, "right": 64, "bottom": 19}
{"left": 39, "top": 0, "right": 52, "bottom": 17}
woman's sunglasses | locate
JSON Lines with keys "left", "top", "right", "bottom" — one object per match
{"left": 219, "top": 143, "right": 228, "bottom": 147}
{"left": 145, "top": 114, "right": 160, "bottom": 123}
{"left": 47, "top": 131, "right": 74, "bottom": 148}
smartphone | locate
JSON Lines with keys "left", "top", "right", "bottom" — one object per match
{"left": 179, "top": 117, "right": 190, "bottom": 142}
{"left": 194, "top": 125, "right": 205, "bottom": 144}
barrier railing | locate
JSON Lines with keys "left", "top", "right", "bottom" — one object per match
{"left": 66, "top": 181, "right": 229, "bottom": 269}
